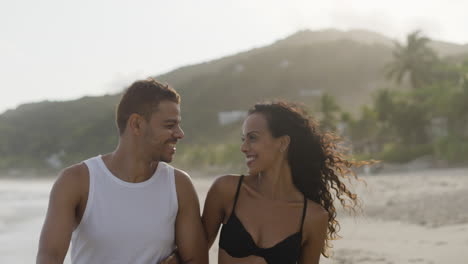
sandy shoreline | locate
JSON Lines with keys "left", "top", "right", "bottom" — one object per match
{"left": 193, "top": 168, "right": 468, "bottom": 264}
{"left": 1, "top": 168, "right": 467, "bottom": 264}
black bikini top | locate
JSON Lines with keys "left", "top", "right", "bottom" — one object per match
{"left": 219, "top": 175, "right": 308, "bottom": 264}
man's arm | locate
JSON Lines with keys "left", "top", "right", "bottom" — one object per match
{"left": 36, "top": 164, "right": 87, "bottom": 264}
{"left": 201, "top": 175, "right": 235, "bottom": 248}
{"left": 173, "top": 169, "right": 208, "bottom": 264}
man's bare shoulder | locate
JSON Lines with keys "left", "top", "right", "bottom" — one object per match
{"left": 172, "top": 168, "right": 199, "bottom": 202}
{"left": 173, "top": 168, "right": 195, "bottom": 191}
{"left": 173, "top": 168, "right": 191, "bottom": 181}
{"left": 52, "top": 162, "right": 89, "bottom": 197}
{"left": 61, "top": 162, "right": 88, "bottom": 178}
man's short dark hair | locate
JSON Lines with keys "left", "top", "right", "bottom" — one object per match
{"left": 116, "top": 78, "right": 180, "bottom": 135}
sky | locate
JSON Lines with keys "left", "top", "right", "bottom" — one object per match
{"left": 1, "top": 0, "right": 468, "bottom": 114}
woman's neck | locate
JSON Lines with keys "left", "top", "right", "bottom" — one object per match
{"left": 255, "top": 160, "right": 301, "bottom": 201}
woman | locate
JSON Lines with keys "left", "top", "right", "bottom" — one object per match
{"left": 202, "top": 101, "right": 361, "bottom": 264}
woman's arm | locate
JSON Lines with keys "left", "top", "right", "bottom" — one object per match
{"left": 299, "top": 204, "right": 329, "bottom": 264}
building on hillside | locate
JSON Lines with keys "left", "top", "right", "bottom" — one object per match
{"left": 218, "top": 111, "right": 247, "bottom": 126}
{"left": 299, "top": 89, "right": 322, "bottom": 97}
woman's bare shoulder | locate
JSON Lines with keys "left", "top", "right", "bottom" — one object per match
{"left": 209, "top": 174, "right": 243, "bottom": 193}
{"left": 204, "top": 174, "right": 245, "bottom": 214}
{"left": 299, "top": 199, "right": 329, "bottom": 261}
{"left": 304, "top": 199, "right": 329, "bottom": 227}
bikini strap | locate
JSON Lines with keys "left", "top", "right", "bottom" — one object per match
{"left": 231, "top": 175, "right": 244, "bottom": 213}
{"left": 300, "top": 196, "right": 308, "bottom": 233}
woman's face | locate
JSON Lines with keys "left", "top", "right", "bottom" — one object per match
{"left": 241, "top": 113, "right": 284, "bottom": 175}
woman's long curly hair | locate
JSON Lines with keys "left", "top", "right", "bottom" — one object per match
{"left": 249, "top": 101, "right": 364, "bottom": 257}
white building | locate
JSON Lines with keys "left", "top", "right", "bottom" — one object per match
{"left": 218, "top": 111, "right": 247, "bottom": 126}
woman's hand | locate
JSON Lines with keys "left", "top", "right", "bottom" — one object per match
{"left": 159, "top": 250, "right": 180, "bottom": 264}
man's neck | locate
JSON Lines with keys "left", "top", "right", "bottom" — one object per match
{"left": 103, "top": 143, "right": 158, "bottom": 183}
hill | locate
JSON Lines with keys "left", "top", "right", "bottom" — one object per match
{"left": 1, "top": 29, "right": 467, "bottom": 172}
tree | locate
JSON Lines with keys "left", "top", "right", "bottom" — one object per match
{"left": 319, "top": 93, "right": 340, "bottom": 131}
{"left": 374, "top": 89, "right": 396, "bottom": 123}
{"left": 385, "top": 30, "right": 438, "bottom": 89}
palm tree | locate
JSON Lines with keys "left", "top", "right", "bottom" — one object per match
{"left": 385, "top": 30, "right": 438, "bottom": 89}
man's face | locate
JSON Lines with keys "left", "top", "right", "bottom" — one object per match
{"left": 143, "top": 100, "right": 184, "bottom": 163}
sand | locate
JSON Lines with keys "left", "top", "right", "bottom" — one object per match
{"left": 0, "top": 168, "right": 467, "bottom": 263}
{"left": 192, "top": 168, "right": 468, "bottom": 264}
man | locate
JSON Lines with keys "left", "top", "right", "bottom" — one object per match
{"left": 37, "top": 78, "right": 208, "bottom": 264}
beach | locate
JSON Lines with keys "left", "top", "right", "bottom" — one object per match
{"left": 1, "top": 168, "right": 467, "bottom": 263}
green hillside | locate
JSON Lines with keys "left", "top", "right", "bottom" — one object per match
{"left": 1, "top": 29, "right": 467, "bottom": 172}
{"left": 0, "top": 95, "right": 120, "bottom": 171}
{"left": 162, "top": 39, "right": 393, "bottom": 143}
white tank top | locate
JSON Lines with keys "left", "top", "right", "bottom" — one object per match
{"left": 70, "top": 155, "right": 178, "bottom": 264}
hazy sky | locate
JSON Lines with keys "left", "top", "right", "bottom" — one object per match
{"left": 1, "top": 0, "right": 467, "bottom": 114}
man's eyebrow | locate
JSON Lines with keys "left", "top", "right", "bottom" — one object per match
{"left": 163, "top": 118, "right": 181, "bottom": 123}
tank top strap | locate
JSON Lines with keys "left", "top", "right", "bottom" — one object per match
{"left": 231, "top": 175, "right": 244, "bottom": 213}
{"left": 300, "top": 196, "right": 308, "bottom": 233}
